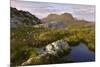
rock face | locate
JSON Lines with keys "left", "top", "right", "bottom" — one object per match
{"left": 11, "top": 7, "right": 41, "bottom": 27}
{"left": 22, "top": 39, "right": 70, "bottom": 65}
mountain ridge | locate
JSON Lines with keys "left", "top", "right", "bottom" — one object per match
{"left": 42, "top": 12, "right": 74, "bottom": 23}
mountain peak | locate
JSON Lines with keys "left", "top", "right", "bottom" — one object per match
{"left": 42, "top": 12, "right": 74, "bottom": 23}
{"left": 61, "top": 13, "right": 73, "bottom": 19}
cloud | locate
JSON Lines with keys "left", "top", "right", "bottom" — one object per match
{"left": 11, "top": 0, "right": 95, "bottom": 21}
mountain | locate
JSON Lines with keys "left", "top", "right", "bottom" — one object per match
{"left": 42, "top": 13, "right": 74, "bottom": 23}
{"left": 40, "top": 13, "right": 75, "bottom": 28}
{"left": 11, "top": 7, "right": 41, "bottom": 27}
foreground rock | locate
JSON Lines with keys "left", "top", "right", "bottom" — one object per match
{"left": 22, "top": 39, "right": 70, "bottom": 65}
{"left": 45, "top": 39, "right": 70, "bottom": 56}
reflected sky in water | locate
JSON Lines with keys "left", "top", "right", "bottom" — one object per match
{"left": 62, "top": 43, "right": 95, "bottom": 62}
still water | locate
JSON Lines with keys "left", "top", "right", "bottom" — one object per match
{"left": 36, "top": 43, "right": 95, "bottom": 63}
{"left": 61, "top": 43, "right": 95, "bottom": 62}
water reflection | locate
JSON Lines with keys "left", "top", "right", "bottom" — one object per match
{"left": 61, "top": 43, "right": 95, "bottom": 62}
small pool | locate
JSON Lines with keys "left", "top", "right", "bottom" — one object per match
{"left": 61, "top": 43, "right": 95, "bottom": 62}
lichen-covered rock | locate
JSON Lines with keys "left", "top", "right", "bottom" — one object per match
{"left": 22, "top": 39, "right": 70, "bottom": 65}
{"left": 45, "top": 39, "right": 70, "bottom": 56}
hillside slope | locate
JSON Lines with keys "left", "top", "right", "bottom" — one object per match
{"left": 11, "top": 7, "right": 41, "bottom": 27}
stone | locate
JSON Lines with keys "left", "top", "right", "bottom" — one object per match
{"left": 22, "top": 39, "right": 70, "bottom": 65}
{"left": 45, "top": 39, "right": 70, "bottom": 56}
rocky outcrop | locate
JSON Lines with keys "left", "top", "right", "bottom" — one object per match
{"left": 22, "top": 39, "right": 70, "bottom": 65}
{"left": 45, "top": 39, "right": 70, "bottom": 56}
{"left": 11, "top": 7, "right": 41, "bottom": 27}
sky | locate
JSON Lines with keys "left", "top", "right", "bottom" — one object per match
{"left": 11, "top": 0, "right": 95, "bottom": 22}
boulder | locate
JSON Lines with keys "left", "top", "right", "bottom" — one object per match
{"left": 45, "top": 39, "right": 70, "bottom": 56}
{"left": 22, "top": 39, "right": 70, "bottom": 65}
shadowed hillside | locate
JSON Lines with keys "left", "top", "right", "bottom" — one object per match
{"left": 11, "top": 7, "right": 41, "bottom": 27}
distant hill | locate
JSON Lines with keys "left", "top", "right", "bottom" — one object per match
{"left": 41, "top": 13, "right": 94, "bottom": 29}
{"left": 42, "top": 13, "right": 74, "bottom": 23}
{"left": 40, "top": 13, "right": 75, "bottom": 28}
{"left": 11, "top": 7, "right": 41, "bottom": 27}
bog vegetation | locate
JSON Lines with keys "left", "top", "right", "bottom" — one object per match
{"left": 11, "top": 21, "right": 95, "bottom": 65}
